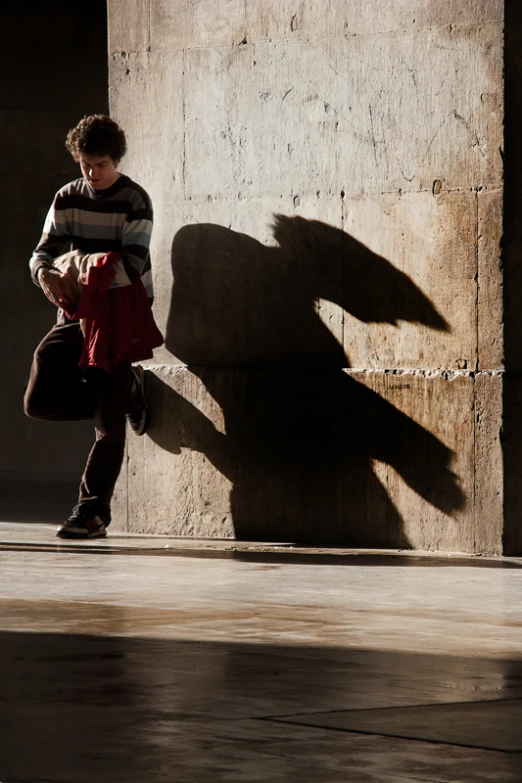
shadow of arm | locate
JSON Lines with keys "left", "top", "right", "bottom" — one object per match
{"left": 146, "top": 372, "right": 233, "bottom": 480}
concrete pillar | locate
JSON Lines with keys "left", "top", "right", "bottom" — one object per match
{"left": 109, "top": 0, "right": 509, "bottom": 553}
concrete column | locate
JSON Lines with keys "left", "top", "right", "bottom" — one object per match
{"left": 109, "top": 0, "right": 508, "bottom": 553}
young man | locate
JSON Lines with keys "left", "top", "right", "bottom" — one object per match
{"left": 24, "top": 114, "right": 154, "bottom": 539}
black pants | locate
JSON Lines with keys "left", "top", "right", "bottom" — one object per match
{"left": 24, "top": 323, "right": 131, "bottom": 516}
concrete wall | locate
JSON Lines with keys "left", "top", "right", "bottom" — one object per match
{"left": 109, "top": 0, "right": 506, "bottom": 552}
{"left": 0, "top": 0, "right": 108, "bottom": 477}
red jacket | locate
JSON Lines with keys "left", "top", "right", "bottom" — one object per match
{"left": 64, "top": 252, "right": 163, "bottom": 372}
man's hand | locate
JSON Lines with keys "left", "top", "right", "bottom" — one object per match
{"left": 38, "top": 268, "right": 78, "bottom": 309}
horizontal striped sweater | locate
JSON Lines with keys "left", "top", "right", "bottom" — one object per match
{"left": 30, "top": 174, "right": 153, "bottom": 301}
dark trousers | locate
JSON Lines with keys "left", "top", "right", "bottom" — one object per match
{"left": 24, "top": 323, "right": 131, "bottom": 516}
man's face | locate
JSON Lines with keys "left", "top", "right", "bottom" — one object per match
{"left": 79, "top": 153, "right": 119, "bottom": 190}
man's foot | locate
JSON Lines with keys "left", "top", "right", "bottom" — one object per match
{"left": 127, "top": 365, "right": 149, "bottom": 436}
{"left": 57, "top": 504, "right": 110, "bottom": 539}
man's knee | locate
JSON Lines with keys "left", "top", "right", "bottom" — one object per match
{"left": 24, "top": 397, "right": 41, "bottom": 419}
{"left": 24, "top": 350, "right": 47, "bottom": 419}
{"left": 95, "top": 422, "right": 126, "bottom": 443}
{"left": 23, "top": 388, "right": 49, "bottom": 419}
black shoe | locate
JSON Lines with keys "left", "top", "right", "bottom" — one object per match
{"left": 127, "top": 365, "right": 149, "bottom": 436}
{"left": 57, "top": 504, "right": 110, "bottom": 539}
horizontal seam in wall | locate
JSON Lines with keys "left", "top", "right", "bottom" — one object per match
{"left": 344, "top": 369, "right": 504, "bottom": 377}
{"left": 177, "top": 187, "right": 504, "bottom": 201}
{"left": 109, "top": 20, "right": 504, "bottom": 56}
{"left": 144, "top": 365, "right": 505, "bottom": 378}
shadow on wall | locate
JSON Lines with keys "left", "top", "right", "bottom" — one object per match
{"left": 149, "top": 216, "right": 464, "bottom": 546}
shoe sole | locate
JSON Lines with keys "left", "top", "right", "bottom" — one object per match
{"left": 129, "top": 367, "right": 149, "bottom": 436}
{"left": 56, "top": 525, "right": 108, "bottom": 539}
{"left": 56, "top": 530, "right": 107, "bottom": 539}
{"left": 135, "top": 405, "right": 150, "bottom": 437}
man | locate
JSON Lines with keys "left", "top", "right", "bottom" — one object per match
{"left": 24, "top": 114, "right": 154, "bottom": 539}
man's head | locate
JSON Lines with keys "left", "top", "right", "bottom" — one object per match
{"left": 65, "top": 115, "right": 127, "bottom": 190}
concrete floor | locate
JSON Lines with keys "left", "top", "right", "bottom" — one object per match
{"left": 0, "top": 523, "right": 521, "bottom": 782}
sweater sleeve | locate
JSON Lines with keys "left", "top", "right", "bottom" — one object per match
{"left": 29, "top": 195, "right": 72, "bottom": 286}
{"left": 120, "top": 191, "right": 153, "bottom": 284}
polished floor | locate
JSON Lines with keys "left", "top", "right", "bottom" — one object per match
{"left": 0, "top": 522, "right": 521, "bottom": 782}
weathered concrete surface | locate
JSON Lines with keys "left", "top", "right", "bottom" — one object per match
{"left": 244, "top": 0, "right": 503, "bottom": 41}
{"left": 0, "top": 0, "right": 108, "bottom": 474}
{"left": 108, "top": 0, "right": 150, "bottom": 53}
{"left": 478, "top": 191, "right": 503, "bottom": 370}
{"left": 109, "top": 0, "right": 506, "bottom": 552}
{"left": 178, "top": 28, "right": 502, "bottom": 197}
{"left": 151, "top": 0, "right": 248, "bottom": 49}
{"left": 148, "top": 0, "right": 503, "bottom": 47}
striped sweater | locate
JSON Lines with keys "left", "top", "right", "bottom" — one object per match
{"left": 30, "top": 174, "right": 153, "bottom": 302}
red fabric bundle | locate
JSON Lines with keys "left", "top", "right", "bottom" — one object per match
{"left": 65, "top": 251, "right": 163, "bottom": 372}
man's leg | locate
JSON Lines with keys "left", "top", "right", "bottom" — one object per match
{"left": 57, "top": 361, "right": 131, "bottom": 539}
{"left": 24, "top": 323, "right": 93, "bottom": 421}
{"left": 78, "top": 360, "right": 132, "bottom": 518}
{"left": 25, "top": 326, "right": 131, "bottom": 538}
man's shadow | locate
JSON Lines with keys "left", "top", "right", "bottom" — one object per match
{"left": 149, "top": 216, "right": 465, "bottom": 546}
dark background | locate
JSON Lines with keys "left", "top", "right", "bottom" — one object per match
{"left": 0, "top": 0, "right": 108, "bottom": 509}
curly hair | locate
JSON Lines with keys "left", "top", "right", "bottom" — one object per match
{"left": 65, "top": 115, "right": 127, "bottom": 163}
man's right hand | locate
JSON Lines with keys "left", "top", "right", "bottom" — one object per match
{"left": 38, "top": 268, "right": 78, "bottom": 310}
